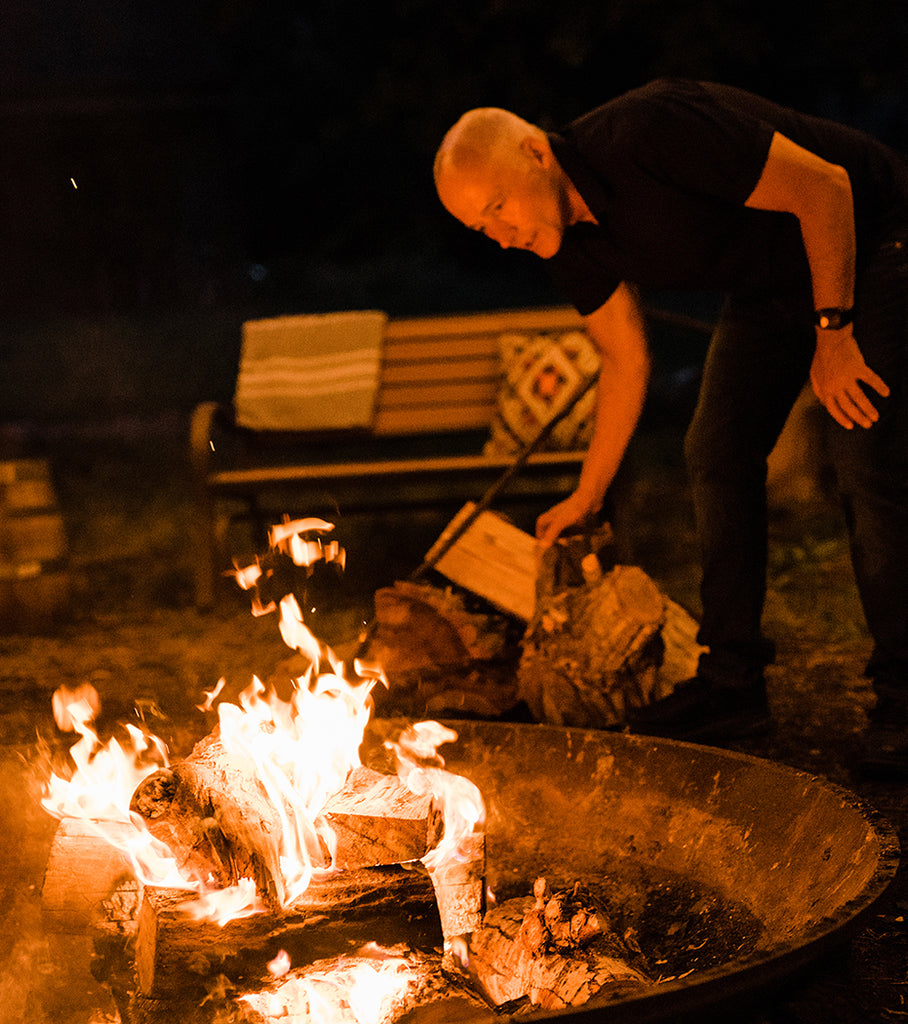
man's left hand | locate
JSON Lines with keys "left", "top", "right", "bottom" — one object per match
{"left": 810, "top": 328, "right": 889, "bottom": 429}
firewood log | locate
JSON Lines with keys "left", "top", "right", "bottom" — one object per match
{"left": 42, "top": 817, "right": 138, "bottom": 934}
{"left": 135, "top": 865, "right": 444, "bottom": 999}
{"left": 468, "top": 878, "right": 651, "bottom": 1011}
{"left": 130, "top": 948, "right": 497, "bottom": 1024}
{"left": 130, "top": 732, "right": 443, "bottom": 906}
{"left": 130, "top": 729, "right": 287, "bottom": 904}
{"left": 425, "top": 832, "right": 485, "bottom": 942}
{"left": 322, "top": 765, "right": 444, "bottom": 870}
{"left": 518, "top": 563, "right": 667, "bottom": 728}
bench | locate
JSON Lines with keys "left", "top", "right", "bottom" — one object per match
{"left": 190, "top": 305, "right": 593, "bottom": 607}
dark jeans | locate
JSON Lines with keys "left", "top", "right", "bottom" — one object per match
{"left": 684, "top": 236, "right": 908, "bottom": 699}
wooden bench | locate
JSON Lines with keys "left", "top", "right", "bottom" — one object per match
{"left": 190, "top": 305, "right": 592, "bottom": 607}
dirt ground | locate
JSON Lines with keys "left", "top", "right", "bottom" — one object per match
{"left": 1, "top": 413, "right": 907, "bottom": 1023}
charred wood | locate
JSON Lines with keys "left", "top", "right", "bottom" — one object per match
{"left": 135, "top": 865, "right": 443, "bottom": 999}
{"left": 129, "top": 734, "right": 443, "bottom": 907}
{"left": 468, "top": 878, "right": 651, "bottom": 1011}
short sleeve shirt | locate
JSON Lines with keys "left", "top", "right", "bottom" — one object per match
{"left": 548, "top": 79, "right": 908, "bottom": 315}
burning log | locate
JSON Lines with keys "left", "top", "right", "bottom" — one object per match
{"left": 135, "top": 866, "right": 444, "bottom": 999}
{"left": 42, "top": 817, "right": 137, "bottom": 934}
{"left": 237, "top": 946, "right": 494, "bottom": 1024}
{"left": 129, "top": 735, "right": 443, "bottom": 906}
{"left": 468, "top": 878, "right": 652, "bottom": 1011}
{"left": 323, "top": 765, "right": 444, "bottom": 870}
{"left": 426, "top": 831, "right": 485, "bottom": 942}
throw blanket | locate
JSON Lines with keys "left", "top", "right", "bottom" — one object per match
{"left": 234, "top": 310, "right": 387, "bottom": 431}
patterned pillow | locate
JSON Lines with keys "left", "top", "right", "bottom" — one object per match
{"left": 483, "top": 330, "right": 600, "bottom": 456}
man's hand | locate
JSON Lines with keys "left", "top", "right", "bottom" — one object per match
{"left": 810, "top": 328, "right": 889, "bottom": 429}
{"left": 535, "top": 491, "right": 600, "bottom": 550}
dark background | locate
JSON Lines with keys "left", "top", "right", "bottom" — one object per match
{"left": 3, "top": 0, "right": 908, "bottom": 422}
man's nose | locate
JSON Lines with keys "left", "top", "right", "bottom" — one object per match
{"left": 488, "top": 221, "right": 516, "bottom": 249}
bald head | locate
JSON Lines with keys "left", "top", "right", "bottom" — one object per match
{"left": 432, "top": 107, "right": 582, "bottom": 259}
{"left": 433, "top": 107, "right": 545, "bottom": 190}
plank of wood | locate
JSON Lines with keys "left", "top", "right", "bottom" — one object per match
{"left": 427, "top": 503, "right": 539, "bottom": 621}
{"left": 383, "top": 306, "right": 582, "bottom": 340}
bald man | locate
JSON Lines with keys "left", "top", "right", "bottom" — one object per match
{"left": 435, "top": 80, "right": 908, "bottom": 773}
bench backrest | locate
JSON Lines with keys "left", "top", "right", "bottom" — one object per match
{"left": 375, "top": 305, "right": 584, "bottom": 435}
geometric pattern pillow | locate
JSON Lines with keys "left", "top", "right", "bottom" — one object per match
{"left": 483, "top": 330, "right": 600, "bottom": 456}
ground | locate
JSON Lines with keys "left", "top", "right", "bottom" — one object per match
{"left": 1, "top": 413, "right": 906, "bottom": 1023}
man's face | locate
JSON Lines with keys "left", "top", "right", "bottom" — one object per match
{"left": 437, "top": 142, "right": 568, "bottom": 260}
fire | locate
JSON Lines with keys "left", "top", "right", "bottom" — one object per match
{"left": 40, "top": 515, "right": 485, "bottom": 941}
{"left": 388, "top": 721, "right": 485, "bottom": 871}
{"left": 42, "top": 684, "right": 191, "bottom": 890}
{"left": 241, "top": 944, "right": 419, "bottom": 1024}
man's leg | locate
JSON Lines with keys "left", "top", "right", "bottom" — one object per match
{"left": 833, "top": 238, "right": 908, "bottom": 772}
{"left": 628, "top": 299, "right": 813, "bottom": 740}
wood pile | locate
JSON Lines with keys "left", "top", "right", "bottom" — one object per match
{"left": 364, "top": 507, "right": 704, "bottom": 728}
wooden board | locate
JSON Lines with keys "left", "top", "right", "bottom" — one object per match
{"left": 426, "top": 503, "right": 539, "bottom": 621}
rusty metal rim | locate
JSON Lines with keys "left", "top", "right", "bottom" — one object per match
{"left": 417, "top": 720, "right": 902, "bottom": 1024}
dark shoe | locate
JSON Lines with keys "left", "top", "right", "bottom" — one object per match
{"left": 858, "top": 722, "right": 908, "bottom": 779}
{"left": 626, "top": 677, "right": 772, "bottom": 743}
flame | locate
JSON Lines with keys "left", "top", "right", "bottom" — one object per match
{"left": 41, "top": 686, "right": 192, "bottom": 890}
{"left": 388, "top": 721, "right": 486, "bottom": 871}
{"left": 179, "top": 878, "right": 266, "bottom": 926}
{"left": 241, "top": 945, "right": 417, "bottom": 1024}
{"left": 41, "top": 513, "right": 484, "bottom": 952}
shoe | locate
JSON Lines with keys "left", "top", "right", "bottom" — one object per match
{"left": 626, "top": 677, "right": 773, "bottom": 743}
{"left": 858, "top": 722, "right": 908, "bottom": 779}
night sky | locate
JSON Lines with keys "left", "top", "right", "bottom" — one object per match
{"left": 2, "top": 1, "right": 908, "bottom": 419}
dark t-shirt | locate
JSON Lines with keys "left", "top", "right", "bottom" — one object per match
{"left": 547, "top": 79, "right": 908, "bottom": 315}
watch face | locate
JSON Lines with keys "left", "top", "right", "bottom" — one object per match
{"left": 816, "top": 308, "right": 852, "bottom": 330}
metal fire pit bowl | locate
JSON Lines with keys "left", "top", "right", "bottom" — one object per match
{"left": 364, "top": 719, "right": 900, "bottom": 1023}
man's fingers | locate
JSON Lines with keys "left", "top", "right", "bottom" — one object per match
{"left": 863, "top": 369, "right": 890, "bottom": 399}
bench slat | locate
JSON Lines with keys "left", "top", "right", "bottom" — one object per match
{"left": 373, "top": 404, "right": 497, "bottom": 435}
{"left": 380, "top": 356, "right": 500, "bottom": 384}
{"left": 382, "top": 306, "right": 582, "bottom": 339}
{"left": 209, "top": 449, "right": 585, "bottom": 491}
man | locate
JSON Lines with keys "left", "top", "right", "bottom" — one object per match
{"left": 434, "top": 79, "right": 908, "bottom": 772}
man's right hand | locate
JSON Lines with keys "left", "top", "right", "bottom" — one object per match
{"left": 535, "top": 491, "right": 600, "bottom": 550}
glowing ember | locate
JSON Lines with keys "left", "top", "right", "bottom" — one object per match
{"left": 241, "top": 944, "right": 421, "bottom": 1024}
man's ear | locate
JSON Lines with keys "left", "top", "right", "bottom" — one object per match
{"left": 521, "top": 132, "right": 553, "bottom": 167}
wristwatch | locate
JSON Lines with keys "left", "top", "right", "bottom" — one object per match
{"left": 814, "top": 307, "right": 854, "bottom": 330}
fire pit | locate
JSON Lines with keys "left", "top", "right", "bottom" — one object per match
{"left": 37, "top": 518, "right": 900, "bottom": 1022}
{"left": 360, "top": 717, "right": 899, "bottom": 1022}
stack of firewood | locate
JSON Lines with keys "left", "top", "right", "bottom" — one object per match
{"left": 365, "top": 507, "right": 704, "bottom": 728}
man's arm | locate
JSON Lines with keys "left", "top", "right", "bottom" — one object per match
{"left": 744, "top": 130, "right": 889, "bottom": 429}
{"left": 536, "top": 281, "right": 650, "bottom": 548}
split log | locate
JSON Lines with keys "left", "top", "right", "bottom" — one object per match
{"left": 322, "top": 765, "right": 444, "bottom": 870}
{"left": 135, "top": 865, "right": 444, "bottom": 999}
{"left": 426, "top": 503, "right": 541, "bottom": 620}
{"left": 130, "top": 729, "right": 287, "bottom": 903}
{"left": 425, "top": 832, "right": 485, "bottom": 942}
{"left": 130, "top": 947, "right": 497, "bottom": 1024}
{"left": 130, "top": 733, "right": 443, "bottom": 906}
{"left": 369, "top": 579, "right": 508, "bottom": 675}
{"left": 42, "top": 817, "right": 139, "bottom": 934}
{"left": 518, "top": 564, "right": 667, "bottom": 728}
{"left": 468, "top": 878, "right": 651, "bottom": 1011}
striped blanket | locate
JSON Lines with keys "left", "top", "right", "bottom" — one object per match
{"left": 234, "top": 310, "right": 387, "bottom": 431}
